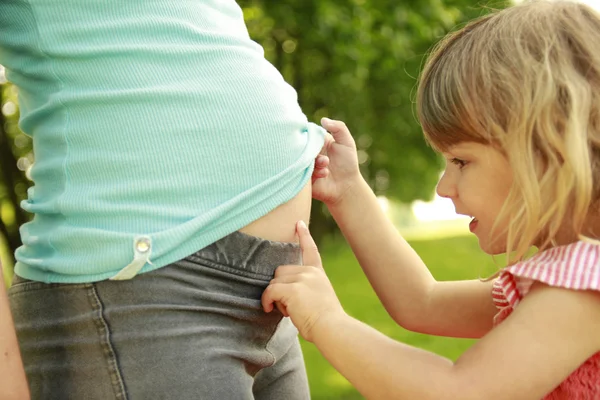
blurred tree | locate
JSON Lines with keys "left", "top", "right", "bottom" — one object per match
{"left": 0, "top": 1, "right": 510, "bottom": 260}
{"left": 239, "top": 0, "right": 509, "bottom": 242}
{"left": 0, "top": 68, "right": 33, "bottom": 266}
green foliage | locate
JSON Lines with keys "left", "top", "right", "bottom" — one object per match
{"left": 0, "top": 74, "right": 33, "bottom": 265}
{"left": 302, "top": 233, "right": 500, "bottom": 399}
{"left": 239, "top": 0, "right": 509, "bottom": 202}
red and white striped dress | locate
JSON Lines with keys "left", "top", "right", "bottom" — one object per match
{"left": 492, "top": 240, "right": 600, "bottom": 399}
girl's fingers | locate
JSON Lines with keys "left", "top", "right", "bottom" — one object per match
{"left": 312, "top": 169, "right": 328, "bottom": 180}
{"left": 270, "top": 274, "right": 305, "bottom": 284}
{"left": 296, "top": 221, "right": 323, "bottom": 269}
{"left": 320, "top": 118, "right": 354, "bottom": 148}
{"left": 274, "top": 265, "right": 309, "bottom": 277}
{"left": 312, "top": 169, "right": 328, "bottom": 184}
{"left": 263, "top": 274, "right": 306, "bottom": 313}
{"left": 315, "top": 155, "right": 329, "bottom": 168}
{"left": 275, "top": 301, "right": 288, "bottom": 317}
{"left": 313, "top": 155, "right": 329, "bottom": 183}
{"left": 262, "top": 283, "right": 286, "bottom": 313}
{"left": 264, "top": 223, "right": 323, "bottom": 314}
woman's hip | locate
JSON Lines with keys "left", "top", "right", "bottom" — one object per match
{"left": 8, "top": 231, "right": 306, "bottom": 399}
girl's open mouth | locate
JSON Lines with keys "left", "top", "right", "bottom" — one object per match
{"left": 469, "top": 218, "right": 478, "bottom": 232}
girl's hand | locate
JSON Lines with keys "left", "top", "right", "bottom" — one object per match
{"left": 261, "top": 220, "right": 345, "bottom": 342}
{"left": 311, "top": 118, "right": 362, "bottom": 207}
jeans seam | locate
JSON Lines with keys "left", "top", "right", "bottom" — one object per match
{"left": 88, "top": 284, "right": 129, "bottom": 400}
{"left": 262, "top": 317, "right": 285, "bottom": 368}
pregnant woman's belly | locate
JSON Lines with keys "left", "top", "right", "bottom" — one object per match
{"left": 239, "top": 181, "right": 312, "bottom": 244}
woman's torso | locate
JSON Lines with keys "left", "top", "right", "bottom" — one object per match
{"left": 241, "top": 181, "right": 313, "bottom": 244}
{"left": 0, "top": 0, "right": 324, "bottom": 282}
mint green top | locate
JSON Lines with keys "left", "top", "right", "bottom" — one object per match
{"left": 0, "top": 0, "right": 324, "bottom": 283}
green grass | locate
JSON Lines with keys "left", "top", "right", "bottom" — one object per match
{"left": 302, "top": 234, "right": 501, "bottom": 400}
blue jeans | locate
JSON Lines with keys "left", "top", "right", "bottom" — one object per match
{"left": 8, "top": 232, "right": 309, "bottom": 399}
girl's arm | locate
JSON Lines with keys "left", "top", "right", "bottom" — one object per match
{"left": 263, "top": 230, "right": 600, "bottom": 400}
{"left": 308, "top": 282, "right": 600, "bottom": 400}
{"left": 0, "top": 267, "right": 29, "bottom": 400}
{"left": 330, "top": 176, "right": 496, "bottom": 338}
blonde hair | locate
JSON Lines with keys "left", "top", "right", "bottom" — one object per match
{"left": 417, "top": 0, "right": 600, "bottom": 263}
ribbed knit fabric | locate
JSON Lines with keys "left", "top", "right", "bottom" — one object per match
{"left": 0, "top": 0, "right": 325, "bottom": 283}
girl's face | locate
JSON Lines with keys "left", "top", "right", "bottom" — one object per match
{"left": 436, "top": 142, "right": 514, "bottom": 254}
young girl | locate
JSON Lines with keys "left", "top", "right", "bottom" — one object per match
{"left": 262, "top": 1, "right": 600, "bottom": 399}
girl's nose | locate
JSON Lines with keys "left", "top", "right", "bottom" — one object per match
{"left": 436, "top": 170, "right": 457, "bottom": 199}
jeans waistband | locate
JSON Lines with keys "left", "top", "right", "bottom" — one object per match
{"left": 183, "top": 231, "right": 302, "bottom": 279}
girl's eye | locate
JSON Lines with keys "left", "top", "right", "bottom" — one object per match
{"left": 450, "top": 158, "right": 467, "bottom": 169}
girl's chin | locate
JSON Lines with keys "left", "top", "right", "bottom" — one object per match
{"left": 476, "top": 236, "right": 507, "bottom": 255}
